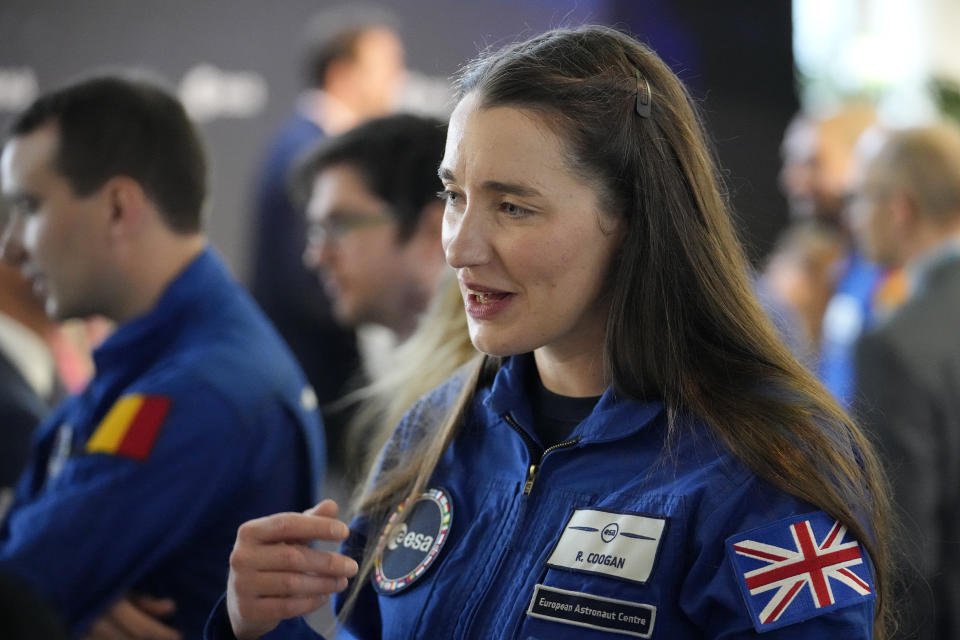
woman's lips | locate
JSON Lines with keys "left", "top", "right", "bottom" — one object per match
{"left": 462, "top": 283, "right": 514, "bottom": 320}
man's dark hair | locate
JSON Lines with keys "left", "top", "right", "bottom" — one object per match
{"left": 8, "top": 74, "right": 207, "bottom": 234}
{"left": 295, "top": 113, "right": 446, "bottom": 240}
{"left": 301, "top": 4, "right": 400, "bottom": 88}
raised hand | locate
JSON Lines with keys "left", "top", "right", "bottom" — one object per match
{"left": 226, "top": 499, "right": 359, "bottom": 640}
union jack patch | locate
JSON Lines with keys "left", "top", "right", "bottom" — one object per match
{"left": 726, "top": 511, "right": 874, "bottom": 632}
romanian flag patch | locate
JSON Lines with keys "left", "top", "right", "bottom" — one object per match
{"left": 86, "top": 394, "right": 172, "bottom": 461}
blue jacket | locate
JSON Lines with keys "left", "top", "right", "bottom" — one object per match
{"left": 208, "top": 355, "right": 875, "bottom": 639}
{"left": 1, "top": 248, "right": 325, "bottom": 638}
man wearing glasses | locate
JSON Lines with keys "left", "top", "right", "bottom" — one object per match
{"left": 298, "top": 114, "right": 448, "bottom": 344}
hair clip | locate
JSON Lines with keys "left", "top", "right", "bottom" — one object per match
{"left": 635, "top": 70, "right": 652, "bottom": 119}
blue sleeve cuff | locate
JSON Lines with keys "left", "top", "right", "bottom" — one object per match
{"left": 203, "top": 592, "right": 325, "bottom": 640}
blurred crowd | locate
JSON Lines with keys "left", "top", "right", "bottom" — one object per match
{"left": 1, "top": 4, "right": 959, "bottom": 640}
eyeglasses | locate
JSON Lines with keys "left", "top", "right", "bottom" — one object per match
{"left": 306, "top": 211, "right": 394, "bottom": 246}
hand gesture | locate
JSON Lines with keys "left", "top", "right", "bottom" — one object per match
{"left": 226, "top": 499, "right": 359, "bottom": 640}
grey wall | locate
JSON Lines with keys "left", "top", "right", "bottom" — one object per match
{"left": 0, "top": 0, "right": 609, "bottom": 283}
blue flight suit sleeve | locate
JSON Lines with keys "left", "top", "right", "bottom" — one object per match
{"left": 0, "top": 380, "right": 275, "bottom": 636}
{"left": 205, "top": 596, "right": 325, "bottom": 640}
{"left": 680, "top": 475, "right": 875, "bottom": 638}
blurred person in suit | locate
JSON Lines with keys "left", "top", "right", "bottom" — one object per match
{"left": 851, "top": 123, "right": 960, "bottom": 640}
{"left": 774, "top": 105, "right": 887, "bottom": 404}
{"left": 249, "top": 4, "right": 406, "bottom": 456}
{"left": 760, "top": 219, "right": 846, "bottom": 365}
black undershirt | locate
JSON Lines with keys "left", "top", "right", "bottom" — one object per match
{"left": 528, "top": 370, "right": 601, "bottom": 448}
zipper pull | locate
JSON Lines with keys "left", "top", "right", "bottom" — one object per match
{"left": 523, "top": 464, "right": 538, "bottom": 495}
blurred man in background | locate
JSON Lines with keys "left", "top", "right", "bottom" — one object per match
{"left": 851, "top": 123, "right": 960, "bottom": 640}
{"left": 296, "top": 113, "right": 448, "bottom": 468}
{"left": 771, "top": 104, "right": 889, "bottom": 403}
{"left": 249, "top": 4, "right": 406, "bottom": 458}
{"left": 0, "top": 74, "right": 324, "bottom": 639}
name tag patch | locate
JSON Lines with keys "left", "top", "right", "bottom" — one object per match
{"left": 527, "top": 584, "right": 656, "bottom": 638}
{"left": 373, "top": 487, "right": 452, "bottom": 594}
{"left": 546, "top": 508, "right": 667, "bottom": 584}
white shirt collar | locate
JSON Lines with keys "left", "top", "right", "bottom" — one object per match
{"left": 0, "top": 311, "right": 55, "bottom": 400}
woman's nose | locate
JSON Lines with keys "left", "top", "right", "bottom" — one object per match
{"left": 442, "top": 206, "right": 488, "bottom": 269}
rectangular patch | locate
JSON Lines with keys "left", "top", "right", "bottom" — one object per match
{"left": 726, "top": 510, "right": 875, "bottom": 632}
{"left": 86, "top": 394, "right": 171, "bottom": 461}
{"left": 526, "top": 584, "right": 656, "bottom": 638}
{"left": 546, "top": 508, "right": 667, "bottom": 584}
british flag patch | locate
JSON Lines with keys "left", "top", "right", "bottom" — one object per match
{"left": 726, "top": 511, "right": 874, "bottom": 632}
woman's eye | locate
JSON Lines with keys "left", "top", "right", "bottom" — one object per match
{"left": 500, "top": 202, "right": 531, "bottom": 217}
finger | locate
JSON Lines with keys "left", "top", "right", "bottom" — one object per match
{"left": 110, "top": 599, "right": 182, "bottom": 640}
{"left": 83, "top": 615, "right": 127, "bottom": 640}
{"left": 303, "top": 498, "right": 339, "bottom": 518}
{"left": 129, "top": 594, "right": 176, "bottom": 618}
{"left": 232, "top": 571, "right": 350, "bottom": 599}
{"left": 237, "top": 512, "right": 350, "bottom": 544}
{"left": 231, "top": 544, "right": 359, "bottom": 577}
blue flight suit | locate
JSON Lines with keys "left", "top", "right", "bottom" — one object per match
{"left": 207, "top": 355, "right": 875, "bottom": 639}
{"left": 1, "top": 248, "right": 325, "bottom": 638}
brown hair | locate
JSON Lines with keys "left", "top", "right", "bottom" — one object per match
{"left": 341, "top": 25, "right": 893, "bottom": 636}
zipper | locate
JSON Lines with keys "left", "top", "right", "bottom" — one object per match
{"left": 459, "top": 413, "right": 580, "bottom": 638}
{"left": 503, "top": 413, "right": 579, "bottom": 495}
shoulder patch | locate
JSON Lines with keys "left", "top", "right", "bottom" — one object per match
{"left": 726, "top": 510, "right": 874, "bottom": 632}
{"left": 373, "top": 487, "right": 452, "bottom": 594}
{"left": 86, "top": 394, "right": 172, "bottom": 461}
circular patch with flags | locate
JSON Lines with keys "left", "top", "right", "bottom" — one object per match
{"left": 373, "top": 487, "right": 452, "bottom": 594}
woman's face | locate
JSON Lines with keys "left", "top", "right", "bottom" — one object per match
{"left": 440, "top": 93, "right": 623, "bottom": 363}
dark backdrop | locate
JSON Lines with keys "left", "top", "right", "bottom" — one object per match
{"left": 0, "top": 0, "right": 794, "bottom": 277}
{"left": 611, "top": 0, "right": 798, "bottom": 263}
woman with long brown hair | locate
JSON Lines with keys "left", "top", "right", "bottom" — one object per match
{"left": 214, "top": 25, "right": 892, "bottom": 640}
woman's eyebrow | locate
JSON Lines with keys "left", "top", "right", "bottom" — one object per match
{"left": 481, "top": 180, "right": 542, "bottom": 198}
{"left": 438, "top": 168, "right": 542, "bottom": 198}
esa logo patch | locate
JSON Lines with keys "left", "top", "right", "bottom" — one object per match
{"left": 373, "top": 487, "right": 452, "bottom": 594}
